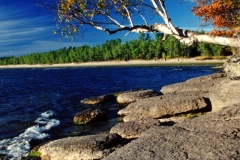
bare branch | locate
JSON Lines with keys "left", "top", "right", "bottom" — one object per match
{"left": 150, "top": 0, "right": 165, "bottom": 18}
{"left": 89, "top": 8, "right": 125, "bottom": 28}
{"left": 106, "top": 25, "right": 155, "bottom": 35}
{"left": 124, "top": 5, "right": 134, "bottom": 27}
{"left": 149, "top": 0, "right": 179, "bottom": 35}
{"left": 157, "top": 0, "right": 175, "bottom": 31}
{"left": 133, "top": 7, "right": 149, "bottom": 26}
{"left": 124, "top": 31, "right": 131, "bottom": 38}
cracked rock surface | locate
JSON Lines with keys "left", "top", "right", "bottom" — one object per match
{"left": 160, "top": 73, "right": 226, "bottom": 94}
{"left": 110, "top": 118, "right": 161, "bottom": 139}
{"left": 116, "top": 89, "right": 159, "bottom": 104}
{"left": 118, "top": 91, "right": 210, "bottom": 122}
{"left": 104, "top": 104, "right": 240, "bottom": 160}
{"left": 224, "top": 52, "right": 240, "bottom": 79}
{"left": 176, "top": 103, "right": 240, "bottom": 137}
{"left": 39, "top": 133, "right": 123, "bottom": 160}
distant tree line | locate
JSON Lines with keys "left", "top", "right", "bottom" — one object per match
{"left": 0, "top": 33, "right": 232, "bottom": 65}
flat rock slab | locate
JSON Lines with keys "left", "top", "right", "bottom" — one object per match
{"left": 160, "top": 73, "right": 226, "bottom": 94}
{"left": 118, "top": 92, "right": 210, "bottom": 122}
{"left": 81, "top": 89, "right": 144, "bottom": 105}
{"left": 104, "top": 104, "right": 240, "bottom": 160}
{"left": 39, "top": 133, "right": 123, "bottom": 160}
{"left": 110, "top": 118, "right": 160, "bottom": 139}
{"left": 73, "top": 108, "right": 108, "bottom": 124}
{"left": 159, "top": 73, "right": 240, "bottom": 112}
{"left": 176, "top": 103, "right": 240, "bottom": 137}
{"left": 117, "top": 89, "right": 159, "bottom": 104}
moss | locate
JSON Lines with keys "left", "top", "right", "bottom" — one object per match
{"left": 73, "top": 117, "right": 91, "bottom": 124}
{"left": 73, "top": 120, "right": 88, "bottom": 124}
{"left": 28, "top": 151, "right": 41, "bottom": 157}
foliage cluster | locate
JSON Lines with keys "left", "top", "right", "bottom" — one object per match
{"left": 0, "top": 33, "right": 231, "bottom": 65}
{"left": 193, "top": 0, "right": 240, "bottom": 36}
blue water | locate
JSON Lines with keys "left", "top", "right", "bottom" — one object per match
{"left": 0, "top": 66, "right": 221, "bottom": 159}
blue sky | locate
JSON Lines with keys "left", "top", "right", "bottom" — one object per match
{"left": 0, "top": 0, "right": 212, "bottom": 57}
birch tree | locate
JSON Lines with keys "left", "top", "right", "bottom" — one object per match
{"left": 43, "top": 0, "right": 240, "bottom": 48}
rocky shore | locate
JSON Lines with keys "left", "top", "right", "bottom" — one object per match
{"left": 35, "top": 55, "right": 240, "bottom": 160}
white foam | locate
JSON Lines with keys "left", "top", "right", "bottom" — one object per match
{"left": 34, "top": 110, "right": 55, "bottom": 124}
{"left": 0, "top": 110, "right": 60, "bottom": 160}
{"left": 40, "top": 110, "right": 54, "bottom": 118}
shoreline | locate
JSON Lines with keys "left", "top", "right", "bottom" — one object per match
{"left": 0, "top": 58, "right": 226, "bottom": 68}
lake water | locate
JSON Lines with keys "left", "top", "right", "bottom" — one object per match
{"left": 0, "top": 65, "right": 221, "bottom": 159}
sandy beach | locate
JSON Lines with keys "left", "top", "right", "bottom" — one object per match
{"left": 0, "top": 58, "right": 226, "bottom": 68}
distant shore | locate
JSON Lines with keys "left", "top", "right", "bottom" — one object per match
{"left": 0, "top": 58, "right": 226, "bottom": 68}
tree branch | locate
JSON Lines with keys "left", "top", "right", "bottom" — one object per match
{"left": 89, "top": 8, "right": 125, "bottom": 28}
{"left": 157, "top": 0, "right": 178, "bottom": 35}
{"left": 43, "top": 0, "right": 240, "bottom": 48}
{"left": 150, "top": 0, "right": 179, "bottom": 35}
{"left": 133, "top": 7, "right": 149, "bottom": 26}
{"left": 103, "top": 23, "right": 240, "bottom": 47}
{"left": 122, "top": 4, "right": 134, "bottom": 27}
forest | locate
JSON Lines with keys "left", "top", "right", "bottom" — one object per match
{"left": 0, "top": 32, "right": 232, "bottom": 65}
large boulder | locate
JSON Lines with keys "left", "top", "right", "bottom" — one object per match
{"left": 39, "top": 133, "right": 123, "bottom": 160}
{"left": 81, "top": 94, "right": 115, "bottom": 105}
{"left": 110, "top": 118, "right": 160, "bottom": 139}
{"left": 116, "top": 89, "right": 159, "bottom": 104}
{"left": 204, "top": 78, "right": 240, "bottom": 112}
{"left": 160, "top": 73, "right": 226, "bottom": 94}
{"left": 73, "top": 108, "right": 108, "bottom": 124}
{"left": 224, "top": 52, "right": 240, "bottom": 79}
{"left": 118, "top": 92, "right": 210, "bottom": 122}
{"left": 104, "top": 104, "right": 240, "bottom": 160}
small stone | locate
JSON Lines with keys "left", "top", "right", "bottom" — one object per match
{"left": 73, "top": 108, "right": 108, "bottom": 124}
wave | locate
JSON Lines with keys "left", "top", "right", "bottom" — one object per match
{"left": 172, "top": 68, "right": 183, "bottom": 71}
{"left": 0, "top": 110, "right": 60, "bottom": 160}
